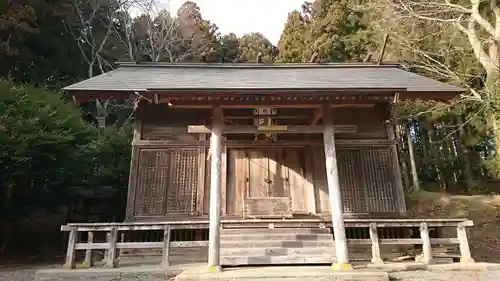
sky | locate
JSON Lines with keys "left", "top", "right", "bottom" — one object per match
{"left": 152, "top": 0, "right": 305, "bottom": 44}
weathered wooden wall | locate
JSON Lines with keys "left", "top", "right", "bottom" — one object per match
{"left": 125, "top": 104, "right": 406, "bottom": 221}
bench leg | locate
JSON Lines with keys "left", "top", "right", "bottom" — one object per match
{"left": 369, "top": 223, "right": 383, "bottom": 264}
{"left": 64, "top": 227, "right": 77, "bottom": 269}
{"left": 84, "top": 231, "right": 94, "bottom": 267}
{"left": 419, "top": 223, "right": 434, "bottom": 264}
{"left": 162, "top": 226, "right": 171, "bottom": 269}
{"left": 457, "top": 225, "right": 474, "bottom": 264}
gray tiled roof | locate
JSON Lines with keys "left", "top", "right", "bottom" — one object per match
{"left": 64, "top": 63, "right": 463, "bottom": 93}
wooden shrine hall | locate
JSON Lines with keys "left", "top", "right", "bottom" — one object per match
{"left": 63, "top": 63, "right": 475, "bottom": 271}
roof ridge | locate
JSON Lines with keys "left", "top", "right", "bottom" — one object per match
{"left": 115, "top": 62, "right": 401, "bottom": 69}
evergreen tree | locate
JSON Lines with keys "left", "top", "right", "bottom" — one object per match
{"left": 303, "top": 0, "right": 376, "bottom": 62}
{"left": 219, "top": 33, "right": 240, "bottom": 63}
{"left": 277, "top": 11, "right": 308, "bottom": 63}
{"left": 237, "top": 32, "right": 276, "bottom": 63}
{"left": 0, "top": 0, "right": 89, "bottom": 87}
{"left": 277, "top": 0, "right": 377, "bottom": 63}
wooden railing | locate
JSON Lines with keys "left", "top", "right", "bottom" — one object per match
{"left": 60, "top": 218, "right": 474, "bottom": 269}
{"left": 344, "top": 219, "right": 475, "bottom": 265}
{"left": 61, "top": 222, "right": 209, "bottom": 269}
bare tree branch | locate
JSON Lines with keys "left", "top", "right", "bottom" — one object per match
{"left": 381, "top": 0, "right": 499, "bottom": 94}
{"left": 455, "top": 16, "right": 494, "bottom": 72}
{"left": 471, "top": 0, "right": 496, "bottom": 36}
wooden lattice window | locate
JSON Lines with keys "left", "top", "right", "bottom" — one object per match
{"left": 338, "top": 150, "right": 368, "bottom": 213}
{"left": 360, "top": 148, "right": 398, "bottom": 213}
{"left": 134, "top": 148, "right": 200, "bottom": 216}
{"left": 166, "top": 148, "right": 199, "bottom": 214}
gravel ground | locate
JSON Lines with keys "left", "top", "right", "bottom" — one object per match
{"left": 1, "top": 265, "right": 499, "bottom": 281}
{"left": 390, "top": 270, "right": 500, "bottom": 281}
{"left": 0, "top": 267, "right": 37, "bottom": 281}
{"left": 0, "top": 265, "right": 59, "bottom": 281}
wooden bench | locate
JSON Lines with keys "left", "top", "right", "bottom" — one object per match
{"left": 60, "top": 218, "right": 474, "bottom": 269}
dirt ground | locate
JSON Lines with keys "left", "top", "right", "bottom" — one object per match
{"left": 407, "top": 191, "right": 500, "bottom": 263}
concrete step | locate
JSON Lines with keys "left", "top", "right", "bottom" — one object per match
{"left": 221, "top": 247, "right": 335, "bottom": 257}
{"left": 221, "top": 254, "right": 336, "bottom": 265}
{"left": 221, "top": 233, "right": 333, "bottom": 241}
{"left": 221, "top": 227, "right": 331, "bottom": 235}
{"left": 220, "top": 240, "right": 335, "bottom": 248}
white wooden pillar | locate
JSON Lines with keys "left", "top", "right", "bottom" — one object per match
{"left": 419, "top": 222, "right": 433, "bottom": 264}
{"left": 207, "top": 106, "right": 223, "bottom": 272}
{"left": 369, "top": 223, "right": 383, "bottom": 264}
{"left": 322, "top": 103, "right": 351, "bottom": 270}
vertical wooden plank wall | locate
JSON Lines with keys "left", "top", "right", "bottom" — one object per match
{"left": 196, "top": 134, "right": 207, "bottom": 215}
{"left": 386, "top": 108, "right": 407, "bottom": 214}
{"left": 287, "top": 148, "right": 308, "bottom": 214}
{"left": 305, "top": 149, "right": 317, "bottom": 215}
{"left": 125, "top": 118, "right": 142, "bottom": 221}
{"left": 220, "top": 140, "right": 228, "bottom": 216}
{"left": 225, "top": 150, "right": 238, "bottom": 216}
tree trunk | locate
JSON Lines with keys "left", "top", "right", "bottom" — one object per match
{"left": 397, "top": 123, "right": 411, "bottom": 191}
{"left": 88, "top": 63, "right": 93, "bottom": 79}
{"left": 457, "top": 116, "right": 475, "bottom": 192}
{"left": 426, "top": 123, "right": 447, "bottom": 190}
{"left": 487, "top": 67, "right": 500, "bottom": 165}
{"left": 406, "top": 123, "right": 420, "bottom": 191}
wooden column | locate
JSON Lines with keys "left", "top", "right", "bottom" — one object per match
{"left": 207, "top": 106, "right": 223, "bottom": 272}
{"left": 322, "top": 103, "right": 351, "bottom": 270}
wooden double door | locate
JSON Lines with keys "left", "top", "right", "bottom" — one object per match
{"left": 226, "top": 147, "right": 310, "bottom": 218}
{"left": 225, "top": 146, "right": 402, "bottom": 218}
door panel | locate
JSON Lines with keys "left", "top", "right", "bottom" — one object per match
{"left": 312, "top": 147, "right": 330, "bottom": 214}
{"left": 226, "top": 147, "right": 316, "bottom": 218}
{"left": 247, "top": 149, "right": 269, "bottom": 198}
{"left": 268, "top": 148, "right": 287, "bottom": 198}
{"left": 286, "top": 148, "right": 308, "bottom": 214}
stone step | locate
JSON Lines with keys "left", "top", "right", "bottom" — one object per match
{"left": 221, "top": 233, "right": 333, "bottom": 241}
{"left": 175, "top": 266, "right": 390, "bottom": 281}
{"left": 220, "top": 240, "right": 335, "bottom": 248}
{"left": 220, "top": 228, "right": 336, "bottom": 266}
{"left": 221, "top": 227, "right": 331, "bottom": 235}
{"left": 221, "top": 247, "right": 335, "bottom": 257}
{"left": 221, "top": 254, "right": 336, "bottom": 265}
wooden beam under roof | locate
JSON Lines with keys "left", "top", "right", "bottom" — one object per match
{"left": 225, "top": 115, "right": 311, "bottom": 120}
{"left": 187, "top": 125, "right": 357, "bottom": 134}
{"left": 170, "top": 103, "right": 378, "bottom": 109}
